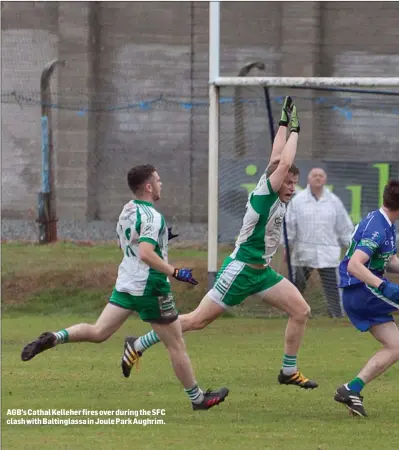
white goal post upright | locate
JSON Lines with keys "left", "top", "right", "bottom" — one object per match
{"left": 207, "top": 0, "right": 399, "bottom": 288}
{"left": 207, "top": 1, "right": 220, "bottom": 288}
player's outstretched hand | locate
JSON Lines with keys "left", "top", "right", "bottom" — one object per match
{"left": 378, "top": 281, "right": 399, "bottom": 304}
{"left": 173, "top": 268, "right": 198, "bottom": 285}
{"left": 168, "top": 227, "right": 179, "bottom": 241}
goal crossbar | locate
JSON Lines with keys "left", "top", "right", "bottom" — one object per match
{"left": 212, "top": 77, "right": 399, "bottom": 88}
{"left": 207, "top": 78, "right": 399, "bottom": 287}
{"left": 206, "top": 2, "right": 399, "bottom": 288}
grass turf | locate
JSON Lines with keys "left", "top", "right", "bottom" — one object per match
{"left": 2, "top": 242, "right": 399, "bottom": 449}
{"left": 2, "top": 315, "right": 399, "bottom": 449}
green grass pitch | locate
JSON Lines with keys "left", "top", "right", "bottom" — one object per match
{"left": 2, "top": 243, "right": 398, "bottom": 449}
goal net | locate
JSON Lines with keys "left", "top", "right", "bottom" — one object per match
{"left": 217, "top": 84, "right": 399, "bottom": 317}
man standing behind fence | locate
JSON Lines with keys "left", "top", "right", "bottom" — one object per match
{"left": 285, "top": 168, "right": 354, "bottom": 318}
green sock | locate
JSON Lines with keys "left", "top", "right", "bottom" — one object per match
{"left": 282, "top": 354, "right": 297, "bottom": 375}
{"left": 54, "top": 329, "right": 69, "bottom": 344}
{"left": 134, "top": 330, "right": 160, "bottom": 353}
{"left": 184, "top": 384, "right": 204, "bottom": 404}
{"left": 347, "top": 377, "right": 365, "bottom": 394}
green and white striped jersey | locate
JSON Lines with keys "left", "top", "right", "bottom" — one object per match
{"left": 115, "top": 199, "right": 170, "bottom": 296}
{"left": 230, "top": 173, "right": 286, "bottom": 266}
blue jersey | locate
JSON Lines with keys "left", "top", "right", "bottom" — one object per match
{"left": 339, "top": 208, "right": 397, "bottom": 287}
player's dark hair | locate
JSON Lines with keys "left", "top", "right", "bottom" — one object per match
{"left": 127, "top": 164, "right": 156, "bottom": 194}
{"left": 266, "top": 161, "right": 299, "bottom": 178}
{"left": 383, "top": 180, "right": 399, "bottom": 211}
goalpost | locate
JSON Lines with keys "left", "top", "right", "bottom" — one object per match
{"left": 208, "top": 1, "right": 399, "bottom": 289}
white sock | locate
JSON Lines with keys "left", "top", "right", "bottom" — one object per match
{"left": 134, "top": 330, "right": 160, "bottom": 353}
{"left": 282, "top": 354, "right": 297, "bottom": 375}
{"left": 185, "top": 384, "right": 204, "bottom": 404}
{"left": 282, "top": 366, "right": 298, "bottom": 376}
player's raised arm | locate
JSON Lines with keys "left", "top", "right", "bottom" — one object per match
{"left": 268, "top": 105, "right": 300, "bottom": 193}
{"left": 267, "top": 96, "right": 293, "bottom": 167}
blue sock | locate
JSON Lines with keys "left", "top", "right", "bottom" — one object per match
{"left": 347, "top": 377, "right": 365, "bottom": 393}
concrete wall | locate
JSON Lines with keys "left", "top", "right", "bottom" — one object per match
{"left": 2, "top": 1, "right": 399, "bottom": 225}
{"left": 1, "top": 2, "right": 58, "bottom": 219}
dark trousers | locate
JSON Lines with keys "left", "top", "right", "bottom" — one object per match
{"left": 294, "top": 266, "right": 343, "bottom": 318}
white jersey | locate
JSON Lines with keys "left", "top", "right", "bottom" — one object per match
{"left": 285, "top": 185, "right": 354, "bottom": 268}
{"left": 115, "top": 200, "right": 169, "bottom": 296}
{"left": 230, "top": 173, "right": 286, "bottom": 266}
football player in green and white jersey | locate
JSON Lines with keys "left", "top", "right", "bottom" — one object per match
{"left": 122, "top": 98, "right": 318, "bottom": 390}
{"left": 21, "top": 164, "right": 229, "bottom": 411}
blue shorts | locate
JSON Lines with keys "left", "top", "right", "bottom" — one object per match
{"left": 341, "top": 283, "right": 398, "bottom": 332}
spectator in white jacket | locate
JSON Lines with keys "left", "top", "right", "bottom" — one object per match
{"left": 285, "top": 168, "right": 354, "bottom": 318}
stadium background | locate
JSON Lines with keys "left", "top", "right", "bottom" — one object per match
{"left": 3, "top": 6, "right": 399, "bottom": 447}
{"left": 2, "top": 1, "right": 399, "bottom": 243}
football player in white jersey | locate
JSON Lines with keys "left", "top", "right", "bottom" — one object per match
{"left": 122, "top": 98, "right": 318, "bottom": 390}
{"left": 21, "top": 164, "right": 229, "bottom": 410}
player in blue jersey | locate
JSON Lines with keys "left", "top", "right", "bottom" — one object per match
{"left": 334, "top": 180, "right": 399, "bottom": 417}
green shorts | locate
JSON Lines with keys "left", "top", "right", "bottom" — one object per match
{"left": 209, "top": 256, "right": 283, "bottom": 308}
{"left": 109, "top": 287, "right": 178, "bottom": 324}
